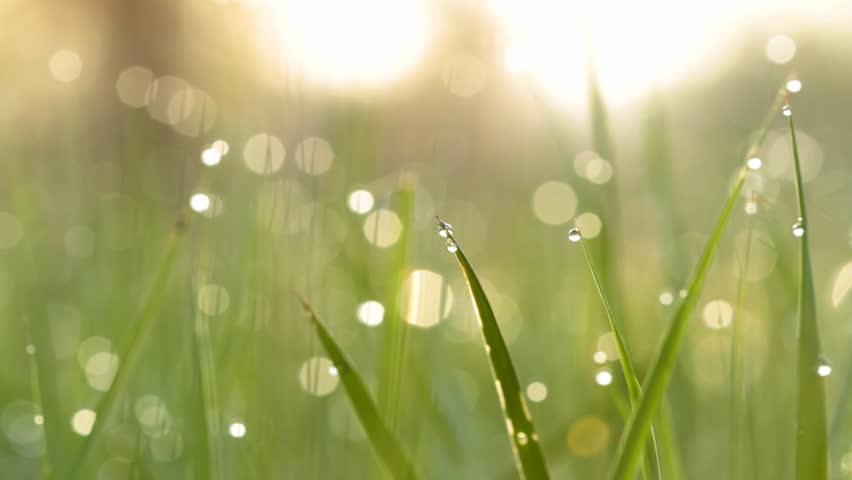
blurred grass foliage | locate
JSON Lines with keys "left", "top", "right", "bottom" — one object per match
{"left": 1, "top": 0, "right": 852, "bottom": 479}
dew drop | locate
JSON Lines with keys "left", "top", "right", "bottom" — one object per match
{"left": 792, "top": 218, "right": 805, "bottom": 237}
{"left": 445, "top": 240, "right": 458, "bottom": 253}
{"left": 516, "top": 431, "right": 529, "bottom": 445}
{"left": 782, "top": 105, "right": 792, "bottom": 117}
{"left": 817, "top": 355, "right": 832, "bottom": 377}
{"left": 746, "top": 157, "right": 762, "bottom": 170}
{"left": 786, "top": 79, "right": 802, "bottom": 93}
{"left": 436, "top": 218, "right": 454, "bottom": 238}
{"left": 568, "top": 228, "right": 581, "bottom": 242}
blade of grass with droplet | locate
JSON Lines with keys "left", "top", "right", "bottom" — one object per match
{"left": 441, "top": 225, "right": 550, "bottom": 480}
{"left": 786, "top": 99, "right": 828, "bottom": 480}
{"left": 69, "top": 227, "right": 185, "bottom": 479}
{"left": 577, "top": 232, "right": 661, "bottom": 480}
{"left": 296, "top": 295, "right": 422, "bottom": 480}
{"left": 607, "top": 86, "right": 788, "bottom": 480}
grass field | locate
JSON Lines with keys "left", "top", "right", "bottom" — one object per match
{"left": 1, "top": 1, "right": 851, "bottom": 479}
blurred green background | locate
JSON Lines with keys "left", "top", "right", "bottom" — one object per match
{"left": 1, "top": 0, "right": 851, "bottom": 478}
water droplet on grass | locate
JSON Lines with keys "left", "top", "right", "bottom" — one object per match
{"left": 747, "top": 157, "right": 762, "bottom": 170}
{"left": 445, "top": 240, "right": 458, "bottom": 253}
{"left": 817, "top": 355, "right": 832, "bottom": 377}
{"left": 782, "top": 104, "right": 792, "bottom": 117}
{"left": 516, "top": 431, "right": 528, "bottom": 445}
{"left": 568, "top": 228, "right": 581, "bottom": 242}
{"left": 792, "top": 218, "right": 805, "bottom": 237}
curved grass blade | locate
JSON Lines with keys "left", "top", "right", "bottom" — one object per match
{"left": 295, "top": 294, "right": 421, "bottom": 480}
{"left": 607, "top": 87, "right": 788, "bottom": 480}
{"left": 69, "top": 227, "right": 185, "bottom": 479}
{"left": 438, "top": 218, "right": 550, "bottom": 480}
{"left": 785, "top": 97, "right": 829, "bottom": 480}
{"left": 575, "top": 228, "right": 661, "bottom": 480}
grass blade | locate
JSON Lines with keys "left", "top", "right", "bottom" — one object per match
{"left": 69, "top": 226, "right": 185, "bottom": 478}
{"left": 607, "top": 87, "right": 787, "bottom": 480}
{"left": 295, "top": 295, "right": 421, "bottom": 480}
{"left": 575, "top": 229, "right": 661, "bottom": 480}
{"left": 786, "top": 98, "right": 829, "bottom": 480}
{"left": 438, "top": 219, "right": 550, "bottom": 480}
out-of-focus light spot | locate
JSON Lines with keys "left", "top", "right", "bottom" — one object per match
{"left": 574, "top": 151, "right": 613, "bottom": 184}
{"left": 593, "top": 351, "right": 607, "bottom": 364}
{"left": 212, "top": 139, "right": 229, "bottom": 155}
{"left": 197, "top": 284, "right": 230, "bottom": 316}
{"left": 0, "top": 212, "right": 23, "bottom": 249}
{"left": 766, "top": 35, "right": 796, "bottom": 64}
{"left": 49, "top": 50, "right": 82, "bottom": 83}
{"left": 405, "top": 269, "right": 453, "bottom": 328}
{"left": 703, "top": 300, "right": 733, "bottom": 329}
{"left": 595, "top": 370, "right": 613, "bottom": 386}
{"left": 532, "top": 181, "right": 577, "bottom": 225}
{"left": 270, "top": 0, "right": 431, "bottom": 87}
{"left": 328, "top": 366, "right": 339, "bottom": 376}
{"left": 294, "top": 137, "right": 334, "bottom": 175}
{"left": 765, "top": 129, "right": 823, "bottom": 183}
{"left": 71, "top": 409, "right": 96, "bottom": 436}
{"left": 298, "top": 356, "right": 340, "bottom": 396}
{"left": 567, "top": 416, "right": 610, "bottom": 457}
{"left": 576, "top": 212, "right": 602, "bottom": 239}
{"left": 348, "top": 190, "right": 375, "bottom": 214}
{"left": 786, "top": 79, "right": 802, "bottom": 93}
{"left": 363, "top": 208, "right": 402, "bottom": 247}
{"left": 356, "top": 300, "right": 384, "bottom": 327}
{"left": 25, "top": 344, "right": 36, "bottom": 355}
{"left": 228, "top": 422, "right": 246, "bottom": 438}
{"left": 115, "top": 66, "right": 155, "bottom": 107}
{"left": 201, "top": 148, "right": 222, "bottom": 166}
{"left": 190, "top": 193, "right": 211, "bottom": 212}
{"left": 679, "top": 289, "right": 688, "bottom": 298}
{"left": 77, "top": 336, "right": 112, "bottom": 369}
{"left": 526, "top": 382, "right": 548, "bottom": 402}
{"left": 745, "top": 198, "right": 758, "bottom": 215}
{"left": 659, "top": 291, "right": 674, "bottom": 305}
{"left": 747, "top": 157, "right": 762, "bottom": 170}
{"left": 504, "top": 43, "right": 530, "bottom": 73}
{"left": 817, "top": 364, "right": 832, "bottom": 377}
{"left": 243, "top": 133, "right": 285, "bottom": 174}
{"left": 831, "top": 261, "right": 852, "bottom": 308}
{"left": 64, "top": 225, "right": 94, "bottom": 259}
{"left": 85, "top": 352, "right": 119, "bottom": 392}
{"left": 1, "top": 401, "right": 44, "bottom": 448}
{"left": 442, "top": 54, "right": 488, "bottom": 97}
{"left": 135, "top": 394, "right": 172, "bottom": 438}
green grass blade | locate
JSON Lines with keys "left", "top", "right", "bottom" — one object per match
{"left": 786, "top": 99, "right": 829, "bottom": 480}
{"left": 69, "top": 227, "right": 185, "bottom": 479}
{"left": 607, "top": 87, "right": 788, "bottom": 480}
{"left": 729, "top": 210, "right": 754, "bottom": 480}
{"left": 576, "top": 230, "right": 660, "bottom": 480}
{"left": 296, "top": 295, "right": 421, "bottom": 480}
{"left": 439, "top": 220, "right": 550, "bottom": 480}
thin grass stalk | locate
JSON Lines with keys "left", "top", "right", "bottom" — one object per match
{"left": 786, "top": 97, "right": 829, "bottom": 480}
{"left": 577, "top": 230, "right": 661, "bottom": 480}
{"left": 440, "top": 220, "right": 550, "bottom": 480}
{"left": 729, "top": 207, "right": 754, "bottom": 480}
{"left": 296, "top": 295, "right": 421, "bottom": 480}
{"left": 69, "top": 227, "right": 185, "bottom": 478}
{"left": 607, "top": 86, "right": 788, "bottom": 480}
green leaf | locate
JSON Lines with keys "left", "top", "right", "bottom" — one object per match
{"left": 296, "top": 295, "right": 422, "bottom": 480}
{"left": 576, "top": 231, "right": 661, "bottom": 480}
{"left": 440, "top": 221, "right": 550, "bottom": 480}
{"left": 607, "top": 87, "right": 788, "bottom": 480}
{"left": 786, "top": 100, "right": 829, "bottom": 480}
